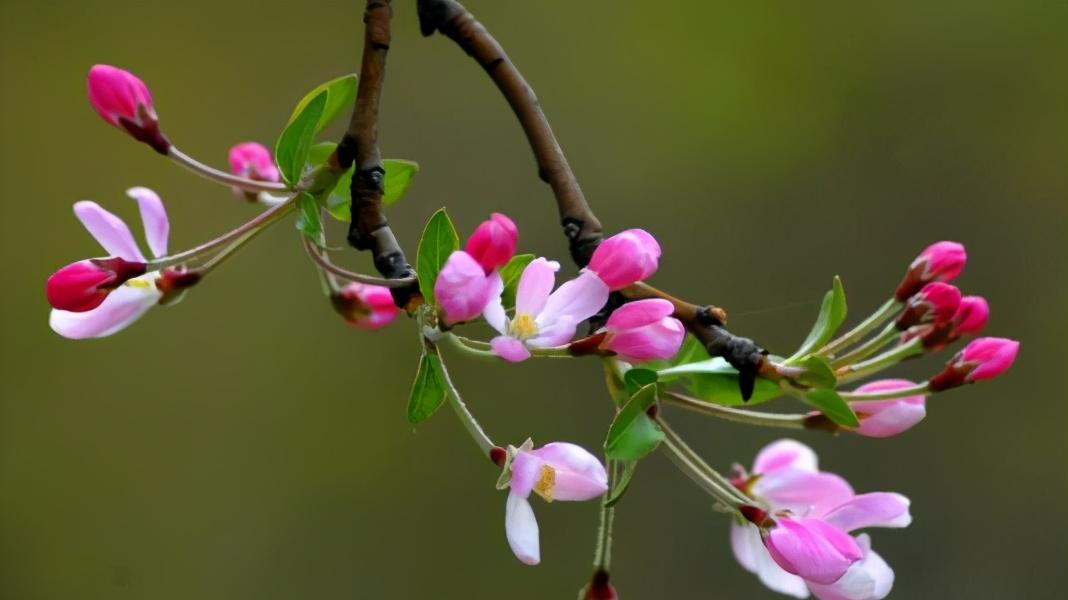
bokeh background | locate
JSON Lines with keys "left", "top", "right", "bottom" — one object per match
{"left": 2, "top": 1, "right": 1066, "bottom": 598}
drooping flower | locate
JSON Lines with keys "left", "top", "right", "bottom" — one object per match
{"left": 597, "top": 299, "right": 685, "bottom": 362}
{"left": 894, "top": 241, "right": 966, "bottom": 301}
{"left": 47, "top": 188, "right": 173, "bottom": 339}
{"left": 928, "top": 337, "right": 1020, "bottom": 391}
{"left": 87, "top": 65, "right": 170, "bottom": 154}
{"left": 332, "top": 282, "right": 399, "bottom": 330}
{"left": 464, "top": 212, "right": 518, "bottom": 274}
{"left": 433, "top": 214, "right": 519, "bottom": 325}
{"left": 498, "top": 440, "right": 608, "bottom": 565}
{"left": 586, "top": 229, "right": 661, "bottom": 291}
{"left": 846, "top": 379, "right": 926, "bottom": 438}
{"left": 483, "top": 258, "right": 609, "bottom": 362}
{"left": 894, "top": 282, "right": 961, "bottom": 330}
{"left": 730, "top": 439, "right": 911, "bottom": 599}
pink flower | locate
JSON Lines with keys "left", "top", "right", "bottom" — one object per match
{"left": 46, "top": 258, "right": 146, "bottom": 312}
{"left": 435, "top": 250, "right": 500, "bottom": 325}
{"left": 586, "top": 229, "right": 661, "bottom": 291}
{"left": 229, "top": 142, "right": 280, "bottom": 183}
{"left": 598, "top": 299, "right": 685, "bottom": 363}
{"left": 847, "top": 380, "right": 926, "bottom": 438}
{"left": 464, "top": 213, "right": 517, "bottom": 274}
{"left": 47, "top": 188, "right": 172, "bottom": 339}
{"left": 483, "top": 258, "right": 609, "bottom": 362}
{"left": 928, "top": 337, "right": 1020, "bottom": 391}
{"left": 333, "top": 283, "right": 399, "bottom": 330}
{"left": 500, "top": 440, "right": 608, "bottom": 565}
{"left": 895, "top": 282, "right": 960, "bottom": 329}
{"left": 87, "top": 65, "right": 170, "bottom": 154}
{"left": 894, "top": 241, "right": 966, "bottom": 301}
{"left": 731, "top": 439, "right": 910, "bottom": 599}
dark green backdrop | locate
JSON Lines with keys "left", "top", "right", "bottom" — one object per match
{"left": 2, "top": 1, "right": 1065, "bottom": 598}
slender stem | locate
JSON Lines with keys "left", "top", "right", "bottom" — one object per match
{"left": 831, "top": 322, "right": 900, "bottom": 368}
{"left": 837, "top": 337, "right": 925, "bottom": 383}
{"left": 656, "top": 417, "right": 749, "bottom": 508}
{"left": 664, "top": 392, "right": 807, "bottom": 429}
{"left": 592, "top": 460, "right": 618, "bottom": 570}
{"left": 841, "top": 382, "right": 931, "bottom": 401}
{"left": 441, "top": 332, "right": 577, "bottom": 360}
{"left": 196, "top": 223, "right": 269, "bottom": 276}
{"left": 168, "top": 147, "right": 290, "bottom": 193}
{"left": 301, "top": 236, "right": 417, "bottom": 288}
{"left": 147, "top": 196, "right": 297, "bottom": 270}
{"left": 436, "top": 346, "right": 495, "bottom": 456}
{"left": 820, "top": 298, "right": 901, "bottom": 357}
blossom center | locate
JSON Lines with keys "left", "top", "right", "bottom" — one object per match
{"left": 532, "top": 464, "right": 556, "bottom": 502}
{"left": 509, "top": 313, "right": 539, "bottom": 340}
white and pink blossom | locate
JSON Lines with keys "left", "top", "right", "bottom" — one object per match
{"left": 598, "top": 299, "right": 685, "bottom": 362}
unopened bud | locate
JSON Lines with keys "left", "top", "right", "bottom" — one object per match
{"left": 895, "top": 282, "right": 961, "bottom": 329}
{"left": 46, "top": 257, "right": 146, "bottom": 312}
{"left": 928, "top": 337, "right": 1020, "bottom": 391}
{"left": 895, "top": 241, "right": 966, "bottom": 301}
{"left": 331, "top": 282, "right": 400, "bottom": 330}
{"left": 87, "top": 65, "right": 170, "bottom": 154}
{"left": 228, "top": 142, "right": 280, "bottom": 200}
{"left": 464, "top": 213, "right": 517, "bottom": 274}
{"left": 587, "top": 229, "right": 661, "bottom": 291}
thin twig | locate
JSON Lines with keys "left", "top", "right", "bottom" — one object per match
{"left": 302, "top": 235, "right": 418, "bottom": 288}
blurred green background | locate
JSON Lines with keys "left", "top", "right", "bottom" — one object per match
{"left": 2, "top": 1, "right": 1066, "bottom": 598}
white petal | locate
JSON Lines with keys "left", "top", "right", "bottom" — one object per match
{"left": 73, "top": 201, "right": 145, "bottom": 262}
{"left": 808, "top": 535, "right": 895, "bottom": 600}
{"left": 482, "top": 272, "right": 508, "bottom": 334}
{"left": 127, "top": 187, "right": 169, "bottom": 258}
{"left": 505, "top": 493, "right": 540, "bottom": 565}
{"left": 731, "top": 523, "right": 810, "bottom": 598}
{"left": 49, "top": 280, "right": 160, "bottom": 339}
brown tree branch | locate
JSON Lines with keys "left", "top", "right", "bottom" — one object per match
{"left": 333, "top": 0, "right": 420, "bottom": 306}
{"left": 416, "top": 0, "right": 774, "bottom": 398}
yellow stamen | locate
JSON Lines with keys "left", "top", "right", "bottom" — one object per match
{"left": 125, "top": 279, "right": 152, "bottom": 289}
{"left": 509, "top": 313, "right": 539, "bottom": 340}
{"left": 532, "top": 465, "right": 556, "bottom": 502}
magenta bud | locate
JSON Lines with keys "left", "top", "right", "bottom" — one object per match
{"left": 599, "top": 299, "right": 685, "bottom": 362}
{"left": 952, "top": 295, "right": 989, "bottom": 336}
{"left": 587, "top": 229, "right": 661, "bottom": 291}
{"left": 228, "top": 143, "right": 280, "bottom": 184}
{"left": 87, "top": 65, "right": 170, "bottom": 154}
{"left": 46, "top": 257, "right": 146, "bottom": 312}
{"left": 895, "top": 282, "right": 961, "bottom": 329}
{"left": 895, "top": 241, "right": 966, "bottom": 301}
{"left": 464, "top": 213, "right": 517, "bottom": 274}
{"left": 331, "top": 283, "right": 400, "bottom": 330}
{"left": 928, "top": 337, "right": 1020, "bottom": 391}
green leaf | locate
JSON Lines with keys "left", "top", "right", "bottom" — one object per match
{"left": 605, "top": 461, "right": 638, "bottom": 507}
{"left": 276, "top": 91, "right": 327, "bottom": 185}
{"left": 797, "top": 355, "right": 838, "bottom": 389}
{"left": 788, "top": 276, "right": 847, "bottom": 363}
{"left": 497, "top": 254, "right": 534, "bottom": 308}
{"left": 287, "top": 74, "right": 358, "bottom": 134}
{"left": 658, "top": 357, "right": 781, "bottom": 406}
{"left": 673, "top": 334, "right": 711, "bottom": 366}
{"left": 382, "top": 159, "right": 419, "bottom": 206}
{"left": 294, "top": 192, "right": 323, "bottom": 245}
{"left": 416, "top": 209, "right": 460, "bottom": 306}
{"left": 804, "top": 388, "right": 859, "bottom": 428}
{"left": 605, "top": 384, "right": 665, "bottom": 460}
{"left": 307, "top": 141, "right": 337, "bottom": 167}
{"left": 623, "top": 368, "right": 658, "bottom": 395}
{"left": 407, "top": 350, "right": 449, "bottom": 424}
{"left": 325, "top": 169, "right": 354, "bottom": 221}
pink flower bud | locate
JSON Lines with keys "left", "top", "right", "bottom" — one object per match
{"left": 952, "top": 295, "right": 989, "bottom": 336}
{"left": 587, "top": 229, "right": 661, "bottom": 291}
{"left": 434, "top": 251, "right": 497, "bottom": 325}
{"left": 848, "top": 379, "right": 926, "bottom": 438}
{"left": 928, "top": 337, "right": 1020, "bottom": 391}
{"left": 45, "top": 257, "right": 147, "bottom": 312}
{"left": 87, "top": 65, "right": 170, "bottom": 154}
{"left": 332, "top": 283, "right": 400, "bottom": 330}
{"left": 895, "top": 241, "right": 966, "bottom": 301}
{"left": 599, "top": 299, "right": 685, "bottom": 362}
{"left": 464, "top": 213, "right": 517, "bottom": 274}
{"left": 895, "top": 282, "right": 961, "bottom": 329}
{"left": 228, "top": 142, "right": 280, "bottom": 183}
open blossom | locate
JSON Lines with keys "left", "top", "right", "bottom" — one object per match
{"left": 598, "top": 299, "right": 685, "bottom": 362}
{"left": 586, "top": 229, "right": 660, "bottom": 291}
{"left": 895, "top": 282, "right": 960, "bottom": 330}
{"left": 731, "top": 439, "right": 910, "bottom": 599}
{"left": 894, "top": 241, "right": 966, "bottom": 301}
{"left": 434, "top": 214, "right": 518, "bottom": 325}
{"left": 332, "top": 283, "right": 399, "bottom": 330}
{"left": 928, "top": 337, "right": 1020, "bottom": 391}
{"left": 846, "top": 379, "right": 926, "bottom": 438}
{"left": 47, "top": 188, "right": 172, "bottom": 339}
{"left": 464, "top": 212, "right": 517, "bottom": 274}
{"left": 483, "top": 258, "right": 609, "bottom": 362}
{"left": 499, "top": 440, "right": 608, "bottom": 565}
{"left": 87, "top": 65, "right": 170, "bottom": 154}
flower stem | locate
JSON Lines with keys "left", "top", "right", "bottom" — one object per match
{"left": 434, "top": 345, "right": 495, "bottom": 456}
{"left": 168, "top": 146, "right": 290, "bottom": 193}
{"left": 831, "top": 322, "right": 900, "bottom": 368}
{"left": 302, "top": 236, "right": 417, "bottom": 288}
{"left": 592, "top": 460, "right": 618, "bottom": 571}
{"left": 836, "top": 337, "right": 925, "bottom": 383}
{"left": 820, "top": 298, "right": 901, "bottom": 357}
{"left": 656, "top": 417, "right": 748, "bottom": 509}
{"left": 664, "top": 392, "right": 807, "bottom": 429}
{"left": 841, "top": 382, "right": 931, "bottom": 401}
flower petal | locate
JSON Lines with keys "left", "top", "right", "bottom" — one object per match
{"left": 515, "top": 257, "right": 559, "bottom": 316}
{"left": 765, "top": 518, "right": 863, "bottom": 584}
{"left": 822, "top": 493, "right": 912, "bottom": 533}
{"left": 527, "top": 315, "right": 577, "bottom": 348}
{"left": 753, "top": 468, "right": 855, "bottom": 518}
{"left": 482, "top": 273, "right": 508, "bottom": 334}
{"left": 753, "top": 439, "right": 819, "bottom": 475}
{"left": 807, "top": 535, "right": 894, "bottom": 600}
{"left": 731, "top": 523, "right": 811, "bottom": 598}
{"left": 529, "top": 442, "right": 608, "bottom": 501}
{"left": 49, "top": 279, "right": 159, "bottom": 339}
{"left": 73, "top": 201, "right": 145, "bottom": 262}
{"left": 510, "top": 451, "right": 543, "bottom": 498}
{"left": 604, "top": 299, "right": 675, "bottom": 330}
{"left": 537, "top": 270, "right": 609, "bottom": 329}
{"left": 505, "top": 493, "right": 540, "bottom": 565}
{"left": 127, "top": 187, "right": 169, "bottom": 258}
{"left": 491, "top": 335, "right": 532, "bottom": 363}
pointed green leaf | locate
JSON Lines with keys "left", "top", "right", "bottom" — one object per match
{"left": 788, "top": 276, "right": 847, "bottom": 363}
{"left": 307, "top": 141, "right": 337, "bottom": 167}
{"left": 605, "top": 384, "right": 664, "bottom": 460}
{"left": 276, "top": 91, "right": 327, "bottom": 185}
{"left": 407, "top": 350, "right": 449, "bottom": 424}
{"left": 605, "top": 461, "right": 638, "bottom": 507}
{"left": 382, "top": 159, "right": 419, "bottom": 206}
{"left": 497, "top": 254, "right": 534, "bottom": 309}
{"left": 416, "top": 209, "right": 460, "bottom": 306}
{"left": 623, "top": 368, "right": 658, "bottom": 395}
{"left": 287, "top": 74, "right": 358, "bottom": 134}
{"left": 804, "top": 388, "right": 859, "bottom": 428}
{"left": 797, "top": 355, "right": 838, "bottom": 389}
{"left": 294, "top": 192, "right": 323, "bottom": 245}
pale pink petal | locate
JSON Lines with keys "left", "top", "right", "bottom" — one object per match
{"left": 605, "top": 299, "right": 675, "bottom": 330}
{"left": 505, "top": 493, "right": 540, "bottom": 565}
{"left": 537, "top": 270, "right": 609, "bottom": 328}
{"left": 530, "top": 442, "right": 608, "bottom": 501}
{"left": 731, "top": 523, "right": 810, "bottom": 598}
{"left": 851, "top": 399, "right": 926, "bottom": 438}
{"left": 49, "top": 281, "right": 159, "bottom": 339}
{"left": 602, "top": 317, "right": 685, "bottom": 363}
{"left": 753, "top": 439, "right": 819, "bottom": 475}
{"left": 823, "top": 493, "right": 911, "bottom": 533}
{"left": 491, "top": 335, "right": 531, "bottom": 363}
{"left": 765, "top": 518, "right": 863, "bottom": 584}
{"left": 482, "top": 273, "right": 508, "bottom": 334}
{"left": 73, "top": 201, "right": 145, "bottom": 262}
{"left": 434, "top": 251, "right": 493, "bottom": 324}
{"left": 754, "top": 469, "right": 855, "bottom": 518}
{"left": 527, "top": 315, "right": 577, "bottom": 348}
{"left": 127, "top": 187, "right": 169, "bottom": 258}
{"left": 515, "top": 257, "right": 559, "bottom": 316}
{"left": 808, "top": 535, "right": 894, "bottom": 600}
{"left": 510, "top": 451, "right": 543, "bottom": 498}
